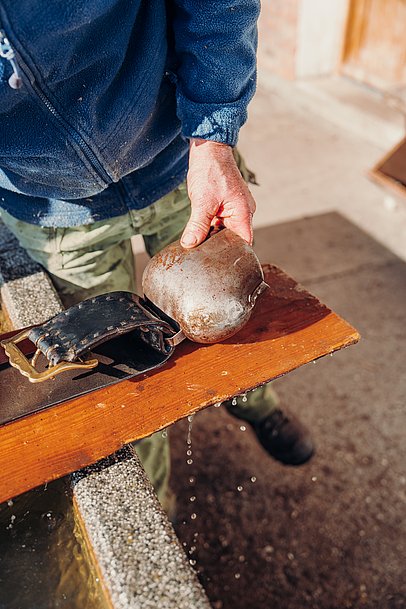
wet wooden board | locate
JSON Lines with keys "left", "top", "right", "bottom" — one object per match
{"left": 0, "top": 265, "right": 359, "bottom": 503}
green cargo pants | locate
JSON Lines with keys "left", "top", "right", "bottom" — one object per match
{"left": 1, "top": 178, "right": 277, "bottom": 511}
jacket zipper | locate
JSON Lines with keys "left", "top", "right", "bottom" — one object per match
{"left": 0, "top": 29, "right": 22, "bottom": 88}
{"left": 0, "top": 27, "right": 111, "bottom": 185}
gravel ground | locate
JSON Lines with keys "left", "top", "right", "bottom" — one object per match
{"left": 170, "top": 214, "right": 406, "bottom": 609}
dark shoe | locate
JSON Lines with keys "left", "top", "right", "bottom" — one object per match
{"left": 250, "top": 408, "right": 315, "bottom": 466}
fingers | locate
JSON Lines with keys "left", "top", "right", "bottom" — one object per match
{"left": 220, "top": 187, "right": 256, "bottom": 245}
{"left": 181, "top": 200, "right": 254, "bottom": 248}
{"left": 223, "top": 208, "right": 254, "bottom": 245}
{"left": 181, "top": 186, "right": 256, "bottom": 249}
{"left": 181, "top": 202, "right": 216, "bottom": 248}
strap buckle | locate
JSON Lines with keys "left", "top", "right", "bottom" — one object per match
{"left": 0, "top": 329, "right": 99, "bottom": 384}
{"left": 134, "top": 295, "right": 185, "bottom": 348}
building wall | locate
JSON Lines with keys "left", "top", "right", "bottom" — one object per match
{"left": 259, "top": 0, "right": 300, "bottom": 80}
{"left": 259, "top": 0, "right": 349, "bottom": 80}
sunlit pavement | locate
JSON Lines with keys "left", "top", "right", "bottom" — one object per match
{"left": 168, "top": 68, "right": 406, "bottom": 609}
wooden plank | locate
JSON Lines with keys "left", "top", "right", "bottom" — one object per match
{"left": 369, "top": 136, "right": 406, "bottom": 200}
{"left": 0, "top": 265, "right": 359, "bottom": 503}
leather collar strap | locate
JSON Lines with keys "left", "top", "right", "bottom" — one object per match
{"left": 0, "top": 292, "right": 186, "bottom": 425}
{"left": 1, "top": 292, "right": 184, "bottom": 384}
{"left": 29, "top": 292, "right": 179, "bottom": 365}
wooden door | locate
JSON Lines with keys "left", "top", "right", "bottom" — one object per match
{"left": 342, "top": 0, "right": 406, "bottom": 91}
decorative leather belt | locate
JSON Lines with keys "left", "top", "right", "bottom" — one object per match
{"left": 1, "top": 292, "right": 184, "bottom": 383}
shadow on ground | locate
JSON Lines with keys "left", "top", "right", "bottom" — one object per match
{"left": 170, "top": 213, "right": 406, "bottom": 609}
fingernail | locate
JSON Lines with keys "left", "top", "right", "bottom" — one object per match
{"left": 181, "top": 233, "right": 197, "bottom": 247}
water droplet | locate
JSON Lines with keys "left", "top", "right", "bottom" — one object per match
{"left": 189, "top": 476, "right": 195, "bottom": 484}
{"left": 189, "top": 559, "right": 197, "bottom": 566}
{"left": 231, "top": 397, "right": 237, "bottom": 406}
{"left": 10, "top": 514, "right": 16, "bottom": 523}
{"left": 214, "top": 402, "right": 222, "bottom": 408}
{"left": 186, "top": 449, "right": 192, "bottom": 457}
{"left": 238, "top": 554, "right": 245, "bottom": 562}
{"left": 161, "top": 429, "right": 168, "bottom": 438}
{"left": 234, "top": 573, "right": 241, "bottom": 579}
{"left": 7, "top": 500, "right": 13, "bottom": 507}
{"left": 187, "top": 459, "right": 193, "bottom": 465}
{"left": 239, "top": 425, "right": 246, "bottom": 432}
{"left": 191, "top": 513, "right": 197, "bottom": 520}
{"left": 241, "top": 394, "right": 248, "bottom": 403}
{"left": 237, "top": 485, "right": 243, "bottom": 492}
{"left": 311, "top": 476, "right": 317, "bottom": 482}
{"left": 189, "top": 496, "right": 196, "bottom": 502}
{"left": 287, "top": 552, "right": 294, "bottom": 560}
{"left": 250, "top": 476, "right": 257, "bottom": 483}
{"left": 187, "top": 414, "right": 194, "bottom": 445}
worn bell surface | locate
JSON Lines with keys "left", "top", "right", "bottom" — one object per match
{"left": 142, "top": 228, "right": 268, "bottom": 343}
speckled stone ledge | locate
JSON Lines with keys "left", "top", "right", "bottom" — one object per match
{"left": 0, "top": 220, "right": 212, "bottom": 609}
{"left": 0, "top": 223, "right": 61, "bottom": 328}
{"left": 72, "top": 447, "right": 211, "bottom": 609}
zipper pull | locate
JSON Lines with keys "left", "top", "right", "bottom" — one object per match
{"left": 0, "top": 30, "right": 22, "bottom": 89}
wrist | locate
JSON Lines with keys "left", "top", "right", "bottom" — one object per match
{"left": 189, "top": 139, "right": 234, "bottom": 166}
{"left": 189, "top": 138, "right": 232, "bottom": 152}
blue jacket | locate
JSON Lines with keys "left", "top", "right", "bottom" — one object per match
{"left": 0, "top": 0, "right": 259, "bottom": 227}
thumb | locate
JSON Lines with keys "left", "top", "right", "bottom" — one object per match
{"left": 181, "top": 204, "right": 215, "bottom": 249}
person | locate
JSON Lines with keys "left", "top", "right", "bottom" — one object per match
{"left": 0, "top": 1, "right": 313, "bottom": 511}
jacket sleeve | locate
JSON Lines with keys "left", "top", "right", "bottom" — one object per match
{"left": 171, "top": 0, "right": 260, "bottom": 146}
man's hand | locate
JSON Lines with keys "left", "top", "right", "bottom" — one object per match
{"left": 180, "top": 139, "right": 256, "bottom": 249}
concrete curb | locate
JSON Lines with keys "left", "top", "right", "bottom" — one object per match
{"left": 0, "top": 224, "right": 61, "bottom": 327}
{"left": 72, "top": 447, "right": 211, "bottom": 609}
{"left": 0, "top": 221, "right": 211, "bottom": 609}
